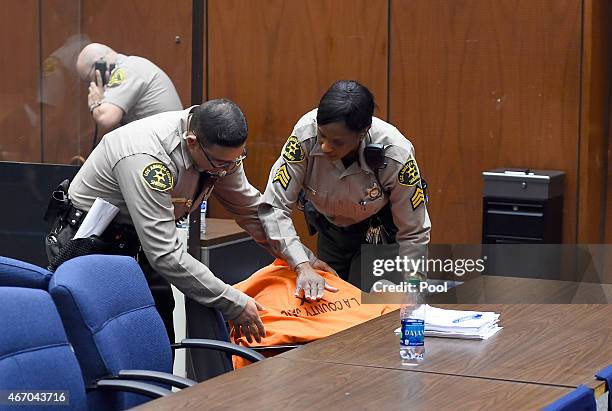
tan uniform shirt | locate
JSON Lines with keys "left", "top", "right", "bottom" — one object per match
{"left": 103, "top": 54, "right": 183, "bottom": 124}
{"left": 259, "top": 109, "right": 431, "bottom": 268}
{"left": 68, "top": 107, "right": 267, "bottom": 319}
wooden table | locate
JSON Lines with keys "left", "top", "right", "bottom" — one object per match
{"left": 424, "top": 275, "right": 612, "bottom": 304}
{"left": 278, "top": 304, "right": 612, "bottom": 389}
{"left": 143, "top": 296, "right": 611, "bottom": 409}
{"left": 200, "top": 218, "right": 249, "bottom": 246}
{"left": 134, "top": 357, "right": 574, "bottom": 411}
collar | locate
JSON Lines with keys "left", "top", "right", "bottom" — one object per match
{"left": 311, "top": 133, "right": 375, "bottom": 177}
{"left": 115, "top": 53, "right": 127, "bottom": 66}
{"left": 179, "top": 106, "right": 198, "bottom": 170}
{"left": 309, "top": 142, "right": 344, "bottom": 172}
{"left": 339, "top": 140, "right": 367, "bottom": 178}
{"left": 307, "top": 115, "right": 374, "bottom": 175}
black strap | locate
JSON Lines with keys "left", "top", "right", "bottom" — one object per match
{"left": 194, "top": 172, "right": 219, "bottom": 203}
{"left": 177, "top": 172, "right": 219, "bottom": 222}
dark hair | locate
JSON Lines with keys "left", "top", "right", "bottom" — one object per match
{"left": 190, "top": 99, "right": 248, "bottom": 147}
{"left": 316, "top": 80, "right": 375, "bottom": 132}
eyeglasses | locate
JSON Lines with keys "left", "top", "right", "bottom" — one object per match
{"left": 197, "top": 138, "right": 247, "bottom": 171}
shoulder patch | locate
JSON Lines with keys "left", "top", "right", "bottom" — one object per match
{"left": 411, "top": 187, "right": 425, "bottom": 210}
{"left": 397, "top": 158, "right": 421, "bottom": 186}
{"left": 42, "top": 56, "right": 59, "bottom": 78}
{"left": 273, "top": 163, "right": 291, "bottom": 190}
{"left": 107, "top": 68, "right": 126, "bottom": 87}
{"left": 282, "top": 135, "right": 305, "bottom": 163}
{"left": 142, "top": 162, "right": 174, "bottom": 192}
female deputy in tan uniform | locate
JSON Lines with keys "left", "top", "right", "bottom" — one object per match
{"left": 259, "top": 80, "right": 431, "bottom": 301}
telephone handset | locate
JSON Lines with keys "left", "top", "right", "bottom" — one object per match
{"left": 93, "top": 58, "right": 115, "bottom": 86}
{"left": 91, "top": 58, "right": 116, "bottom": 152}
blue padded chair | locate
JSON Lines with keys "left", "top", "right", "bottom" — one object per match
{"left": 0, "top": 287, "right": 169, "bottom": 411}
{"left": 0, "top": 256, "right": 52, "bottom": 289}
{"left": 49, "top": 254, "right": 264, "bottom": 411}
{"left": 542, "top": 385, "right": 596, "bottom": 411}
{"left": 0, "top": 287, "right": 87, "bottom": 411}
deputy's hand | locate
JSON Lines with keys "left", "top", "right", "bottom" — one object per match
{"left": 88, "top": 70, "right": 105, "bottom": 110}
{"left": 311, "top": 258, "right": 339, "bottom": 277}
{"left": 232, "top": 298, "right": 265, "bottom": 344}
{"left": 295, "top": 262, "right": 338, "bottom": 301}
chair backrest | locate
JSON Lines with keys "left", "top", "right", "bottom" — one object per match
{"left": 0, "top": 256, "right": 52, "bottom": 289}
{"left": 49, "top": 255, "right": 172, "bottom": 410}
{"left": 542, "top": 385, "right": 596, "bottom": 411}
{"left": 0, "top": 287, "right": 87, "bottom": 410}
{"left": 595, "top": 365, "right": 611, "bottom": 411}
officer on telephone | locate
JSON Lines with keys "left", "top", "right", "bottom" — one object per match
{"left": 259, "top": 80, "right": 431, "bottom": 299}
{"left": 76, "top": 43, "right": 182, "bottom": 135}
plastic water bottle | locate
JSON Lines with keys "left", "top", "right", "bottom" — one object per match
{"left": 200, "top": 201, "right": 207, "bottom": 236}
{"left": 400, "top": 279, "right": 425, "bottom": 365}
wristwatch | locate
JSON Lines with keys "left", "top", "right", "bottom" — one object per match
{"left": 89, "top": 100, "right": 103, "bottom": 113}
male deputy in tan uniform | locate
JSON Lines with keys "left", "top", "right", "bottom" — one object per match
{"left": 259, "top": 80, "right": 431, "bottom": 299}
{"left": 47, "top": 100, "right": 269, "bottom": 350}
{"left": 76, "top": 43, "right": 182, "bottom": 133}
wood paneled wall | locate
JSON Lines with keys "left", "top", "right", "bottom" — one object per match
{"left": 0, "top": 1, "right": 193, "bottom": 165}
{"left": 0, "top": 0, "right": 609, "bottom": 247}
{"left": 207, "top": 0, "right": 609, "bottom": 245}
{"left": 0, "top": 1, "right": 41, "bottom": 163}
{"left": 69, "top": 0, "right": 194, "bottom": 162}
{"left": 578, "top": 0, "right": 611, "bottom": 243}
{"left": 40, "top": 0, "right": 87, "bottom": 164}
{"left": 607, "top": 146, "right": 612, "bottom": 243}
{"left": 80, "top": 0, "right": 192, "bottom": 106}
{"left": 206, "top": 0, "right": 389, "bottom": 251}
{"left": 390, "top": 0, "right": 582, "bottom": 243}
{"left": 605, "top": 105, "right": 612, "bottom": 275}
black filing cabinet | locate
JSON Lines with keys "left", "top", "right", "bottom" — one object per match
{"left": 482, "top": 169, "right": 566, "bottom": 280}
{"left": 482, "top": 169, "right": 565, "bottom": 244}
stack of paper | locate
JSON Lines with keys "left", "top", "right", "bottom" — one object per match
{"left": 395, "top": 305, "right": 502, "bottom": 340}
{"left": 424, "top": 305, "right": 502, "bottom": 340}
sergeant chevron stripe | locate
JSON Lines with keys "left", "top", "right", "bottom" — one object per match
{"left": 273, "top": 163, "right": 291, "bottom": 190}
{"left": 411, "top": 187, "right": 425, "bottom": 210}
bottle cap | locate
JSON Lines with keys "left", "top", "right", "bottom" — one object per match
{"left": 408, "top": 278, "right": 421, "bottom": 286}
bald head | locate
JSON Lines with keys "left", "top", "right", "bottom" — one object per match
{"left": 76, "top": 43, "right": 118, "bottom": 82}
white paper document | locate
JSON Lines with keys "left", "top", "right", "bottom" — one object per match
{"left": 395, "top": 305, "right": 503, "bottom": 340}
{"left": 73, "top": 198, "right": 120, "bottom": 240}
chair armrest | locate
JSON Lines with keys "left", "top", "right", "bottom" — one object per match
{"left": 116, "top": 370, "right": 196, "bottom": 389}
{"left": 173, "top": 339, "right": 265, "bottom": 363}
{"left": 92, "top": 379, "right": 172, "bottom": 398}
